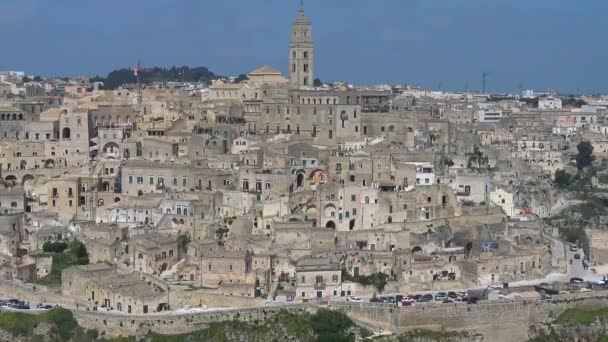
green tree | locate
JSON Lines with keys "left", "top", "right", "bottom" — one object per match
{"left": 42, "top": 241, "right": 68, "bottom": 253}
{"left": 576, "top": 141, "right": 595, "bottom": 170}
{"left": 313, "top": 78, "right": 323, "bottom": 87}
{"left": 235, "top": 74, "right": 249, "bottom": 83}
{"left": 554, "top": 169, "right": 572, "bottom": 189}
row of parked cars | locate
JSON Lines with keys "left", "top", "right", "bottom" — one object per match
{"left": 348, "top": 291, "right": 476, "bottom": 306}
{"left": 0, "top": 298, "right": 53, "bottom": 310}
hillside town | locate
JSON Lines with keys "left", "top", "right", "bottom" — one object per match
{"left": 1, "top": 6, "right": 608, "bottom": 319}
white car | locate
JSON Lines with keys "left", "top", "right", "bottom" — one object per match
{"left": 347, "top": 296, "right": 364, "bottom": 302}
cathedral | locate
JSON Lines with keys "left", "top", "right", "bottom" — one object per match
{"left": 207, "top": 5, "right": 392, "bottom": 147}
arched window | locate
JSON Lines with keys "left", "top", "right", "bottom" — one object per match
{"left": 365, "top": 196, "right": 370, "bottom": 204}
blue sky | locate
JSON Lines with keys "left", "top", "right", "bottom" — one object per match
{"left": 1, "top": 0, "right": 606, "bottom": 93}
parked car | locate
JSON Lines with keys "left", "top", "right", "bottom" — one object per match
{"left": 401, "top": 299, "right": 414, "bottom": 306}
{"left": 570, "top": 244, "right": 578, "bottom": 252}
{"left": 447, "top": 291, "right": 458, "bottom": 299}
{"left": 395, "top": 295, "right": 404, "bottom": 302}
{"left": 574, "top": 253, "right": 581, "bottom": 260}
{"left": 569, "top": 277, "right": 584, "bottom": 284}
{"left": 370, "top": 297, "right": 382, "bottom": 303}
{"left": 286, "top": 295, "right": 294, "bottom": 302}
{"left": 347, "top": 296, "right": 364, "bottom": 303}
{"left": 434, "top": 292, "right": 448, "bottom": 301}
{"left": 420, "top": 294, "right": 434, "bottom": 302}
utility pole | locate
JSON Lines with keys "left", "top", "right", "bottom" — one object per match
{"left": 481, "top": 72, "right": 489, "bottom": 94}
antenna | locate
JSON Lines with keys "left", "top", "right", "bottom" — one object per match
{"left": 135, "top": 60, "right": 143, "bottom": 104}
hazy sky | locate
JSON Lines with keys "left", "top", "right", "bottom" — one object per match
{"left": 1, "top": 0, "right": 606, "bottom": 93}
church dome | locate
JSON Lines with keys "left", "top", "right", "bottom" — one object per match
{"left": 250, "top": 65, "right": 283, "bottom": 76}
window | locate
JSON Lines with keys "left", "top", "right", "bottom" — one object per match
{"left": 351, "top": 195, "right": 356, "bottom": 201}
{"left": 150, "top": 177, "right": 154, "bottom": 185}
{"left": 182, "top": 178, "right": 187, "bottom": 186}
{"left": 352, "top": 208, "right": 357, "bottom": 215}
{"left": 137, "top": 177, "right": 143, "bottom": 184}
{"left": 304, "top": 51, "right": 308, "bottom": 59}
{"left": 129, "top": 176, "right": 133, "bottom": 184}
{"left": 173, "top": 178, "right": 177, "bottom": 186}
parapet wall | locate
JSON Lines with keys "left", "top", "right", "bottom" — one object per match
{"left": 72, "top": 304, "right": 315, "bottom": 338}
{"left": 331, "top": 292, "right": 608, "bottom": 342}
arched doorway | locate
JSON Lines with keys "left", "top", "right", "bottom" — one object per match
{"left": 62, "top": 127, "right": 71, "bottom": 140}
{"left": 349, "top": 219, "right": 355, "bottom": 231}
{"left": 325, "top": 220, "right": 336, "bottom": 229}
{"left": 411, "top": 246, "right": 423, "bottom": 254}
{"left": 22, "top": 174, "right": 34, "bottom": 185}
{"left": 5, "top": 175, "right": 17, "bottom": 186}
{"left": 103, "top": 142, "right": 120, "bottom": 158}
{"left": 296, "top": 173, "right": 304, "bottom": 188}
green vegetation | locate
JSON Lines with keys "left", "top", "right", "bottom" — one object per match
{"left": 576, "top": 141, "right": 595, "bottom": 170}
{"left": 554, "top": 307, "right": 608, "bottom": 326}
{"left": 143, "top": 309, "right": 355, "bottom": 342}
{"left": 42, "top": 241, "right": 68, "bottom": 253}
{"left": 342, "top": 269, "right": 389, "bottom": 292}
{"left": 562, "top": 96, "right": 587, "bottom": 108}
{"left": 554, "top": 169, "right": 573, "bottom": 189}
{"left": 90, "top": 65, "right": 222, "bottom": 90}
{"left": 179, "top": 233, "right": 191, "bottom": 253}
{"left": 0, "top": 308, "right": 92, "bottom": 341}
{"left": 598, "top": 174, "right": 608, "bottom": 185}
{"left": 397, "top": 329, "right": 481, "bottom": 342}
{"left": 527, "top": 330, "right": 560, "bottom": 342}
{"left": 37, "top": 239, "right": 89, "bottom": 286}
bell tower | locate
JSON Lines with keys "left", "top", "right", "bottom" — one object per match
{"left": 289, "top": 4, "right": 314, "bottom": 88}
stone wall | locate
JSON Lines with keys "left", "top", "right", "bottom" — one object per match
{"left": 0, "top": 280, "right": 91, "bottom": 308}
{"left": 332, "top": 292, "right": 608, "bottom": 342}
{"left": 168, "top": 290, "right": 266, "bottom": 308}
{"left": 72, "top": 304, "right": 315, "bottom": 338}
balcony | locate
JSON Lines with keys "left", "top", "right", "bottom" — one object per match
{"left": 314, "top": 282, "right": 326, "bottom": 289}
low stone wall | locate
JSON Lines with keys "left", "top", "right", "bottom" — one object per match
{"left": 168, "top": 290, "right": 266, "bottom": 308}
{"left": 332, "top": 292, "right": 608, "bottom": 342}
{"left": 0, "top": 280, "right": 91, "bottom": 309}
{"left": 72, "top": 304, "right": 315, "bottom": 338}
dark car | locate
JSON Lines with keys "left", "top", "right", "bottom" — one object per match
{"left": 420, "top": 294, "right": 434, "bottom": 302}
{"left": 395, "top": 295, "right": 404, "bottom": 302}
{"left": 414, "top": 294, "right": 423, "bottom": 302}
{"left": 574, "top": 254, "right": 581, "bottom": 260}
{"left": 570, "top": 277, "right": 584, "bottom": 284}
{"left": 447, "top": 291, "right": 458, "bottom": 299}
{"left": 370, "top": 297, "right": 382, "bottom": 303}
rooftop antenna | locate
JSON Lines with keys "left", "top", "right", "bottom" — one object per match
{"left": 134, "top": 60, "right": 143, "bottom": 104}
